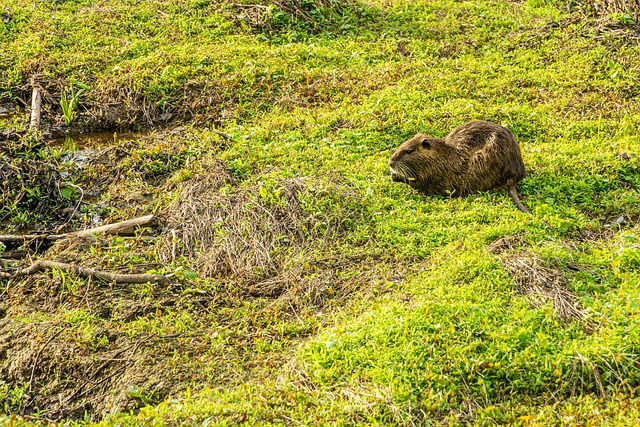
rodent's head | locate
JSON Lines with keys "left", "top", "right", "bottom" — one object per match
{"left": 388, "top": 133, "right": 437, "bottom": 185}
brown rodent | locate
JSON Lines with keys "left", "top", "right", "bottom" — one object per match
{"left": 388, "top": 121, "right": 530, "bottom": 214}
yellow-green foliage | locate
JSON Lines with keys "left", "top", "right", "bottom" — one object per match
{"left": 2, "top": 0, "right": 640, "bottom": 425}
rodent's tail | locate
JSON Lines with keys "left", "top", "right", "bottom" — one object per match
{"left": 508, "top": 186, "right": 531, "bottom": 215}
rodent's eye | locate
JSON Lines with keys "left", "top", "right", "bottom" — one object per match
{"left": 402, "top": 149, "right": 415, "bottom": 155}
{"left": 421, "top": 139, "right": 431, "bottom": 149}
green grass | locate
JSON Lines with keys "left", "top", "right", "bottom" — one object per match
{"left": 2, "top": 0, "right": 640, "bottom": 425}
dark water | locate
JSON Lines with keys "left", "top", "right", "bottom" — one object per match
{"left": 0, "top": 103, "right": 143, "bottom": 148}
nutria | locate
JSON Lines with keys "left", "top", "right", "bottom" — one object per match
{"left": 388, "top": 121, "right": 530, "bottom": 214}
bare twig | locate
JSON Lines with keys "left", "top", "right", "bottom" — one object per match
{"left": 0, "top": 234, "right": 66, "bottom": 244}
{"left": 71, "top": 214, "right": 156, "bottom": 237}
{"left": 0, "top": 214, "right": 157, "bottom": 246}
{"left": 212, "top": 130, "right": 237, "bottom": 143}
{"left": 12, "top": 260, "right": 170, "bottom": 285}
{"left": 171, "top": 228, "right": 177, "bottom": 263}
{"left": 62, "top": 183, "right": 85, "bottom": 226}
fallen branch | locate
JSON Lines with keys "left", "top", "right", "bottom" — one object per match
{"left": 0, "top": 234, "right": 66, "bottom": 244}
{"left": 0, "top": 214, "right": 157, "bottom": 245}
{"left": 2, "top": 249, "right": 34, "bottom": 259}
{"left": 71, "top": 213, "right": 156, "bottom": 237}
{"left": 13, "top": 260, "right": 170, "bottom": 285}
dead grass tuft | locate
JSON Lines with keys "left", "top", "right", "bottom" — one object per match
{"left": 159, "top": 163, "right": 363, "bottom": 285}
{"left": 589, "top": 18, "right": 640, "bottom": 44}
{"left": 583, "top": 0, "right": 640, "bottom": 19}
{"left": 487, "top": 235, "right": 525, "bottom": 254}
{"left": 502, "top": 253, "right": 592, "bottom": 329}
{"left": 232, "top": 0, "right": 362, "bottom": 33}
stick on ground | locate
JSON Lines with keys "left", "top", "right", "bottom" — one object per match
{"left": 13, "top": 260, "right": 170, "bottom": 285}
{"left": 70, "top": 214, "right": 157, "bottom": 237}
{"left": 0, "top": 214, "right": 157, "bottom": 245}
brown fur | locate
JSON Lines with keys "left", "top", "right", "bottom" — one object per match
{"left": 389, "top": 121, "right": 530, "bottom": 213}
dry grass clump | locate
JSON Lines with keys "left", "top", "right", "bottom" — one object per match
{"left": 502, "top": 253, "right": 592, "bottom": 328}
{"left": 489, "top": 236, "right": 591, "bottom": 328}
{"left": 583, "top": 0, "right": 640, "bottom": 19}
{"left": 487, "top": 235, "right": 525, "bottom": 254}
{"left": 574, "top": 0, "right": 640, "bottom": 43}
{"left": 233, "top": 0, "right": 361, "bottom": 31}
{"left": 159, "top": 160, "right": 364, "bottom": 288}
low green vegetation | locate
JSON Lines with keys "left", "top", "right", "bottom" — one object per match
{"left": 1, "top": 0, "right": 640, "bottom": 425}
{"left": 60, "top": 80, "right": 89, "bottom": 127}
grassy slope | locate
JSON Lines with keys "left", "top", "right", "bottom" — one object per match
{"left": 2, "top": 0, "right": 640, "bottom": 425}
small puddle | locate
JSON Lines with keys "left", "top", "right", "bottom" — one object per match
{"left": 2, "top": 115, "right": 148, "bottom": 235}
{"left": 50, "top": 130, "right": 146, "bottom": 167}
{"left": 52, "top": 131, "right": 147, "bottom": 224}
{"left": 48, "top": 129, "right": 143, "bottom": 149}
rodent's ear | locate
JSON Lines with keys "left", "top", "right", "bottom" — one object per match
{"left": 421, "top": 138, "right": 431, "bottom": 149}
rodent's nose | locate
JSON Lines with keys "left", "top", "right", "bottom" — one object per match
{"left": 388, "top": 158, "right": 395, "bottom": 166}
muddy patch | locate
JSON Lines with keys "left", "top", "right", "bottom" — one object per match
{"left": 1, "top": 241, "right": 201, "bottom": 422}
{"left": 0, "top": 319, "right": 172, "bottom": 421}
